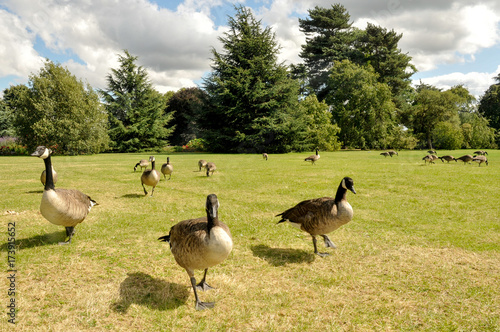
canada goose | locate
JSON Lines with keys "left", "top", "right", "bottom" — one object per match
{"left": 31, "top": 146, "right": 97, "bottom": 245}
{"left": 474, "top": 150, "right": 488, "bottom": 156}
{"left": 422, "top": 155, "right": 434, "bottom": 164}
{"left": 472, "top": 155, "right": 488, "bottom": 166}
{"left": 198, "top": 159, "right": 207, "bottom": 171}
{"left": 141, "top": 156, "right": 160, "bottom": 196}
{"left": 161, "top": 157, "right": 173, "bottom": 180}
{"left": 263, "top": 153, "right": 268, "bottom": 160}
{"left": 158, "top": 194, "right": 232, "bottom": 311}
{"left": 134, "top": 159, "right": 149, "bottom": 172}
{"left": 41, "top": 165, "right": 58, "bottom": 186}
{"left": 380, "top": 152, "right": 390, "bottom": 157}
{"left": 430, "top": 154, "right": 439, "bottom": 161}
{"left": 205, "top": 162, "right": 216, "bottom": 177}
{"left": 388, "top": 150, "right": 398, "bottom": 157}
{"left": 276, "top": 177, "right": 356, "bottom": 257}
{"left": 454, "top": 155, "right": 473, "bottom": 165}
{"left": 427, "top": 150, "right": 437, "bottom": 155}
{"left": 305, "top": 148, "right": 320, "bottom": 165}
{"left": 438, "top": 155, "right": 455, "bottom": 163}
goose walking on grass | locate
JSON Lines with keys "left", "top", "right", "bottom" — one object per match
{"left": 205, "top": 162, "right": 216, "bottom": 177}
{"left": 158, "top": 194, "right": 233, "bottom": 310}
{"left": 380, "top": 152, "right": 390, "bottom": 157}
{"left": 263, "top": 153, "right": 268, "bottom": 160}
{"left": 276, "top": 177, "right": 356, "bottom": 257}
{"left": 305, "top": 148, "right": 320, "bottom": 165}
{"left": 198, "top": 160, "right": 207, "bottom": 172}
{"left": 32, "top": 146, "right": 97, "bottom": 245}
{"left": 439, "top": 155, "right": 455, "bottom": 163}
{"left": 141, "top": 156, "right": 160, "bottom": 196}
{"left": 472, "top": 155, "right": 488, "bottom": 166}
{"left": 161, "top": 157, "right": 173, "bottom": 180}
{"left": 134, "top": 159, "right": 149, "bottom": 172}
{"left": 454, "top": 155, "right": 473, "bottom": 165}
{"left": 388, "top": 150, "right": 398, "bottom": 157}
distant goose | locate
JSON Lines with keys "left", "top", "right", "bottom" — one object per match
{"left": 198, "top": 160, "right": 207, "bottom": 172}
{"left": 134, "top": 159, "right": 149, "bottom": 172}
{"left": 380, "top": 152, "right": 390, "bottom": 157}
{"left": 32, "top": 146, "right": 97, "bottom": 245}
{"left": 427, "top": 150, "right": 437, "bottom": 154}
{"left": 41, "top": 165, "right": 57, "bottom": 186}
{"left": 205, "top": 162, "right": 216, "bottom": 177}
{"left": 305, "top": 148, "right": 320, "bottom": 165}
{"left": 158, "top": 194, "right": 232, "bottom": 310}
{"left": 438, "top": 155, "right": 455, "bottom": 163}
{"left": 263, "top": 153, "right": 268, "bottom": 161}
{"left": 276, "top": 177, "right": 356, "bottom": 257}
{"left": 430, "top": 154, "right": 439, "bottom": 161}
{"left": 141, "top": 156, "right": 160, "bottom": 196}
{"left": 161, "top": 157, "right": 173, "bottom": 180}
{"left": 388, "top": 150, "right": 398, "bottom": 157}
{"left": 474, "top": 150, "right": 488, "bottom": 156}
{"left": 422, "top": 155, "right": 434, "bottom": 164}
{"left": 472, "top": 155, "right": 488, "bottom": 166}
{"left": 454, "top": 155, "right": 473, "bottom": 165}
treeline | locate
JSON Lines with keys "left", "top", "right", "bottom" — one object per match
{"left": 0, "top": 4, "right": 498, "bottom": 155}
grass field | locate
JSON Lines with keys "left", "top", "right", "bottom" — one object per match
{"left": 1, "top": 149, "right": 500, "bottom": 331}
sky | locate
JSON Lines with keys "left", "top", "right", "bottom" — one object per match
{"left": 1, "top": 0, "right": 500, "bottom": 98}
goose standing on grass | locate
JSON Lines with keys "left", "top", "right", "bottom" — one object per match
{"left": 161, "top": 157, "right": 173, "bottom": 180}
{"left": 423, "top": 155, "right": 434, "bottom": 164}
{"left": 380, "top": 152, "right": 390, "bottom": 157}
{"left": 427, "top": 149, "right": 437, "bottom": 155}
{"left": 388, "top": 150, "right": 398, "bottom": 157}
{"left": 305, "top": 148, "right": 320, "bottom": 165}
{"left": 134, "top": 159, "right": 149, "bottom": 172}
{"left": 158, "top": 194, "right": 233, "bottom": 311}
{"left": 41, "top": 165, "right": 57, "bottom": 186}
{"left": 205, "top": 162, "right": 216, "bottom": 177}
{"left": 472, "top": 155, "right": 488, "bottom": 166}
{"left": 474, "top": 150, "right": 488, "bottom": 155}
{"left": 263, "top": 153, "right": 268, "bottom": 160}
{"left": 141, "top": 156, "right": 160, "bottom": 196}
{"left": 439, "top": 155, "right": 455, "bottom": 163}
{"left": 198, "top": 159, "right": 207, "bottom": 171}
{"left": 31, "top": 146, "right": 97, "bottom": 245}
{"left": 276, "top": 177, "right": 356, "bottom": 257}
{"left": 454, "top": 155, "right": 473, "bottom": 165}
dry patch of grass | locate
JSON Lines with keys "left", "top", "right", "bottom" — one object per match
{"left": 1, "top": 150, "right": 499, "bottom": 330}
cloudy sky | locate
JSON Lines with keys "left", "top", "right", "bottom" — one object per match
{"left": 1, "top": 0, "right": 500, "bottom": 98}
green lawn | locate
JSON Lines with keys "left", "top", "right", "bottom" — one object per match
{"left": 1, "top": 150, "right": 499, "bottom": 331}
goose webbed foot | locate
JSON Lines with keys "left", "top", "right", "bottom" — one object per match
{"left": 59, "top": 227, "right": 75, "bottom": 245}
{"left": 195, "top": 301, "right": 215, "bottom": 311}
{"left": 321, "top": 235, "right": 337, "bottom": 249}
{"left": 316, "top": 251, "right": 330, "bottom": 257}
{"left": 312, "top": 236, "right": 330, "bottom": 258}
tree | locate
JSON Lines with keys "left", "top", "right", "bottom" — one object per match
{"left": 478, "top": 73, "right": 500, "bottom": 131}
{"left": 5, "top": 60, "right": 109, "bottom": 154}
{"left": 460, "top": 112, "right": 497, "bottom": 148}
{"left": 202, "top": 5, "right": 302, "bottom": 153}
{"left": 432, "top": 121, "right": 464, "bottom": 150}
{"left": 0, "top": 99, "right": 15, "bottom": 137}
{"left": 166, "top": 87, "right": 208, "bottom": 146}
{"left": 298, "top": 4, "right": 355, "bottom": 100}
{"left": 326, "top": 60, "right": 396, "bottom": 149}
{"left": 298, "top": 94, "right": 341, "bottom": 151}
{"left": 100, "top": 50, "right": 174, "bottom": 152}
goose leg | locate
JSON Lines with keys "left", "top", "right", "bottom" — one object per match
{"left": 196, "top": 269, "right": 214, "bottom": 291}
{"left": 190, "top": 276, "right": 215, "bottom": 311}
{"left": 321, "top": 235, "right": 337, "bottom": 249}
{"left": 142, "top": 183, "right": 148, "bottom": 195}
{"left": 59, "top": 227, "right": 75, "bottom": 245}
{"left": 312, "top": 236, "right": 329, "bottom": 257}
{"left": 150, "top": 187, "right": 155, "bottom": 197}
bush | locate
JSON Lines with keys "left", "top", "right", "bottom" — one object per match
{"left": 432, "top": 122, "right": 463, "bottom": 149}
{"left": 0, "top": 137, "right": 28, "bottom": 155}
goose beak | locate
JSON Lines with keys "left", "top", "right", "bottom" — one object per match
{"left": 350, "top": 187, "right": 356, "bottom": 194}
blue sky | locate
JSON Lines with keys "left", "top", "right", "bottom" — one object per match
{"left": 1, "top": 0, "right": 499, "bottom": 97}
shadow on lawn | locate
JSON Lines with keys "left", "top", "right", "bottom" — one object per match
{"left": 1, "top": 231, "right": 63, "bottom": 250}
{"left": 121, "top": 193, "right": 146, "bottom": 198}
{"left": 111, "top": 272, "right": 189, "bottom": 313}
{"left": 251, "top": 244, "right": 315, "bottom": 266}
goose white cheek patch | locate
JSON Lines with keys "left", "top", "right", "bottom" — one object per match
{"left": 342, "top": 179, "right": 347, "bottom": 190}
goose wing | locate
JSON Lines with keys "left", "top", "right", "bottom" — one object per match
{"left": 277, "top": 197, "right": 334, "bottom": 225}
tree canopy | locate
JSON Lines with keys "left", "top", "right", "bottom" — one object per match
{"left": 100, "top": 50, "right": 174, "bottom": 152}
{"left": 4, "top": 60, "right": 109, "bottom": 154}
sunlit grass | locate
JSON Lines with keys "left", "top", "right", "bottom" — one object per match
{"left": 1, "top": 149, "right": 499, "bottom": 330}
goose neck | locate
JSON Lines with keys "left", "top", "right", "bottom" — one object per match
{"left": 43, "top": 155, "right": 55, "bottom": 190}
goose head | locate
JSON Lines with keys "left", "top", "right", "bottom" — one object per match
{"left": 341, "top": 177, "right": 356, "bottom": 194}
{"left": 31, "top": 146, "right": 51, "bottom": 159}
{"left": 205, "top": 194, "right": 219, "bottom": 219}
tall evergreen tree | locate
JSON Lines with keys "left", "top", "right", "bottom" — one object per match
{"left": 5, "top": 60, "right": 109, "bottom": 154}
{"left": 100, "top": 50, "right": 174, "bottom": 152}
{"left": 203, "top": 5, "right": 302, "bottom": 153}
{"left": 478, "top": 73, "right": 500, "bottom": 131}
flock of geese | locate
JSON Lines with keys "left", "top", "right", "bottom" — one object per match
{"left": 380, "top": 149, "right": 489, "bottom": 166}
{"left": 31, "top": 145, "right": 354, "bottom": 310}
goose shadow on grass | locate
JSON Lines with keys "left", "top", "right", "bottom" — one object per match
{"left": 111, "top": 272, "right": 189, "bottom": 313}
{"left": 0, "top": 231, "right": 63, "bottom": 250}
{"left": 121, "top": 193, "right": 146, "bottom": 199}
{"left": 251, "top": 244, "right": 315, "bottom": 266}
